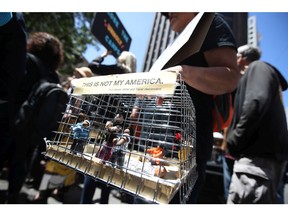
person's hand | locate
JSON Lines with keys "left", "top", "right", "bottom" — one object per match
{"left": 130, "top": 106, "right": 140, "bottom": 120}
{"left": 161, "top": 66, "right": 183, "bottom": 83}
{"left": 101, "top": 50, "right": 112, "bottom": 58}
{"left": 110, "top": 126, "right": 121, "bottom": 132}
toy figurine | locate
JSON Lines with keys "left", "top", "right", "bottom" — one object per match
{"left": 146, "top": 145, "right": 167, "bottom": 178}
{"left": 96, "top": 112, "right": 125, "bottom": 162}
{"left": 109, "top": 127, "right": 131, "bottom": 168}
{"left": 147, "top": 145, "right": 163, "bottom": 164}
{"left": 70, "top": 119, "right": 90, "bottom": 154}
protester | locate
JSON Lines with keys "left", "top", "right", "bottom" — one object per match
{"left": 226, "top": 44, "right": 288, "bottom": 204}
{"left": 7, "top": 32, "right": 64, "bottom": 203}
{"left": 132, "top": 12, "right": 239, "bottom": 204}
{"left": 0, "top": 12, "right": 27, "bottom": 203}
{"left": 88, "top": 50, "right": 136, "bottom": 75}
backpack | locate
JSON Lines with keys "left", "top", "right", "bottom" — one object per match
{"left": 212, "top": 93, "right": 233, "bottom": 132}
{"left": 13, "top": 55, "right": 69, "bottom": 139}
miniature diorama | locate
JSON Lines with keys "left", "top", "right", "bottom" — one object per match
{"left": 44, "top": 72, "right": 197, "bottom": 204}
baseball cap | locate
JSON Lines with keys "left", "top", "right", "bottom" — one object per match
{"left": 83, "top": 120, "right": 90, "bottom": 126}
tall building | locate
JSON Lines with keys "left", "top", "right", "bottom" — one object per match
{"left": 247, "top": 16, "right": 258, "bottom": 47}
{"left": 142, "top": 12, "right": 248, "bottom": 72}
{"left": 142, "top": 13, "right": 175, "bottom": 72}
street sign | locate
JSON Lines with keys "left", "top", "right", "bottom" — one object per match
{"left": 91, "top": 12, "right": 132, "bottom": 58}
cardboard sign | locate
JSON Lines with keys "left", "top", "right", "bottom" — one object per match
{"left": 91, "top": 12, "right": 132, "bottom": 58}
{"left": 72, "top": 71, "right": 177, "bottom": 96}
{"left": 149, "top": 12, "right": 215, "bottom": 72}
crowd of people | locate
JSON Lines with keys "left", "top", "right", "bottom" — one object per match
{"left": 0, "top": 12, "right": 287, "bottom": 205}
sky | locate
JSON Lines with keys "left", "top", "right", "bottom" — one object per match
{"left": 248, "top": 13, "right": 288, "bottom": 116}
{"left": 84, "top": 12, "right": 288, "bottom": 120}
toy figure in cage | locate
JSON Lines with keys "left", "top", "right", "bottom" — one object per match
{"left": 109, "top": 127, "right": 131, "bottom": 168}
{"left": 70, "top": 120, "right": 90, "bottom": 154}
{"left": 144, "top": 144, "right": 168, "bottom": 178}
{"left": 96, "top": 112, "right": 125, "bottom": 163}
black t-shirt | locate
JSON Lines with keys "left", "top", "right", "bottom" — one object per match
{"left": 180, "top": 13, "right": 237, "bottom": 162}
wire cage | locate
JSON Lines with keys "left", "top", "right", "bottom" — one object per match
{"left": 44, "top": 71, "right": 197, "bottom": 204}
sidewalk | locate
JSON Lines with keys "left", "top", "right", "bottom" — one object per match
{"left": 0, "top": 169, "right": 131, "bottom": 204}
{"left": 1, "top": 167, "right": 288, "bottom": 204}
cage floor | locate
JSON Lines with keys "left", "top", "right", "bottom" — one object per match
{"left": 45, "top": 144, "right": 196, "bottom": 204}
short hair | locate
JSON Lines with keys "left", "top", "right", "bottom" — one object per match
{"left": 237, "top": 44, "right": 261, "bottom": 62}
{"left": 116, "top": 112, "right": 125, "bottom": 118}
{"left": 27, "top": 32, "right": 64, "bottom": 71}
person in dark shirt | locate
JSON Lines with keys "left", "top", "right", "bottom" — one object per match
{"left": 132, "top": 12, "right": 239, "bottom": 204}
{"left": 226, "top": 44, "right": 288, "bottom": 203}
{"left": 164, "top": 12, "right": 239, "bottom": 204}
{"left": 0, "top": 12, "right": 27, "bottom": 204}
{"left": 8, "top": 32, "right": 64, "bottom": 203}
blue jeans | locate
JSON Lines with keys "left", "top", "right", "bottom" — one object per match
{"left": 80, "top": 175, "right": 111, "bottom": 204}
{"left": 218, "top": 153, "right": 234, "bottom": 201}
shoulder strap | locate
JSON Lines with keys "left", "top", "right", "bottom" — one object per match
{"left": 27, "top": 81, "right": 54, "bottom": 107}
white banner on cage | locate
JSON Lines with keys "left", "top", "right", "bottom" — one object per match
{"left": 72, "top": 71, "right": 177, "bottom": 95}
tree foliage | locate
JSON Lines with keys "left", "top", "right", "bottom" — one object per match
{"left": 23, "top": 13, "right": 99, "bottom": 75}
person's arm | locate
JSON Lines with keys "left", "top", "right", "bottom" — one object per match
{"left": 115, "top": 134, "right": 129, "bottom": 146}
{"left": 71, "top": 123, "right": 81, "bottom": 132}
{"left": 91, "top": 50, "right": 112, "bottom": 64}
{"left": 130, "top": 106, "right": 139, "bottom": 120}
{"left": 105, "top": 121, "right": 122, "bottom": 133}
{"left": 101, "top": 50, "right": 112, "bottom": 59}
{"left": 130, "top": 97, "right": 140, "bottom": 120}
{"left": 164, "top": 47, "right": 240, "bottom": 95}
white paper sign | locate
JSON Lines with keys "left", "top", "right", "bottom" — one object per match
{"left": 72, "top": 71, "right": 177, "bottom": 95}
